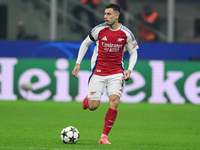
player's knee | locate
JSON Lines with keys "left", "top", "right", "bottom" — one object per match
{"left": 89, "top": 106, "right": 98, "bottom": 111}
{"left": 113, "top": 99, "right": 119, "bottom": 105}
{"left": 88, "top": 100, "right": 100, "bottom": 111}
{"left": 89, "top": 103, "right": 98, "bottom": 111}
{"left": 111, "top": 99, "right": 119, "bottom": 108}
{"left": 109, "top": 95, "right": 120, "bottom": 109}
{"left": 110, "top": 95, "right": 119, "bottom": 102}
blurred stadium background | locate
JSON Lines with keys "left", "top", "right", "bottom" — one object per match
{"left": 0, "top": 0, "right": 200, "bottom": 104}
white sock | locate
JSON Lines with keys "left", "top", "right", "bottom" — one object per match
{"left": 101, "top": 134, "right": 107, "bottom": 138}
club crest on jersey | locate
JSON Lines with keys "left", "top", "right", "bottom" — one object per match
{"left": 117, "top": 38, "right": 124, "bottom": 42}
{"left": 101, "top": 36, "right": 107, "bottom": 41}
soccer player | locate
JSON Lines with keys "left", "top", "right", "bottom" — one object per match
{"left": 72, "top": 3, "right": 139, "bottom": 144}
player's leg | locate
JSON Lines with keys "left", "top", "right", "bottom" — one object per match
{"left": 99, "top": 94, "right": 119, "bottom": 144}
{"left": 99, "top": 73, "right": 124, "bottom": 144}
{"left": 82, "top": 74, "right": 106, "bottom": 111}
{"left": 82, "top": 95, "right": 88, "bottom": 110}
{"left": 82, "top": 95, "right": 100, "bottom": 111}
{"left": 109, "top": 94, "right": 120, "bottom": 109}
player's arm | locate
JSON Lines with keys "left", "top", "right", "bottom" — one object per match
{"left": 72, "top": 35, "right": 94, "bottom": 78}
{"left": 123, "top": 40, "right": 139, "bottom": 81}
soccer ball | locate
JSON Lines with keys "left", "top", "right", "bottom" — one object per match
{"left": 60, "top": 126, "right": 80, "bottom": 144}
{"left": 20, "top": 82, "right": 32, "bottom": 91}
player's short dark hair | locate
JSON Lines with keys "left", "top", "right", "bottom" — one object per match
{"left": 106, "top": 3, "right": 120, "bottom": 14}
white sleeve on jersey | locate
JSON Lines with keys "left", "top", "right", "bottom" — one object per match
{"left": 76, "top": 23, "right": 107, "bottom": 64}
{"left": 126, "top": 34, "right": 139, "bottom": 72}
{"left": 91, "top": 23, "right": 108, "bottom": 41}
{"left": 128, "top": 50, "right": 138, "bottom": 71}
{"left": 76, "top": 35, "right": 93, "bottom": 64}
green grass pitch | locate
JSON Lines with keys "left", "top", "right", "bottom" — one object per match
{"left": 0, "top": 100, "right": 200, "bottom": 150}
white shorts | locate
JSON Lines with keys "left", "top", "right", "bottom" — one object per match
{"left": 88, "top": 73, "right": 125, "bottom": 100}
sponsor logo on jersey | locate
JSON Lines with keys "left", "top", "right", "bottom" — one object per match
{"left": 102, "top": 42, "right": 123, "bottom": 52}
{"left": 90, "top": 91, "right": 96, "bottom": 95}
{"left": 102, "top": 42, "right": 122, "bottom": 48}
{"left": 117, "top": 38, "right": 124, "bottom": 42}
{"left": 101, "top": 36, "right": 107, "bottom": 41}
{"left": 97, "top": 70, "right": 101, "bottom": 72}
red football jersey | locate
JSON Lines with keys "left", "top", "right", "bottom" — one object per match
{"left": 90, "top": 23, "right": 138, "bottom": 76}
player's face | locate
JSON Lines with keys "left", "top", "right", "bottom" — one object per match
{"left": 104, "top": 8, "right": 119, "bottom": 26}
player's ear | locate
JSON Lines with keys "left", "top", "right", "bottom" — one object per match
{"left": 116, "top": 13, "right": 119, "bottom": 19}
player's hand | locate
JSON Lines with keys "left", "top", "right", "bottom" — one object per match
{"left": 123, "top": 70, "right": 131, "bottom": 81}
{"left": 72, "top": 63, "right": 80, "bottom": 78}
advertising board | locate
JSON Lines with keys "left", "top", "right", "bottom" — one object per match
{"left": 0, "top": 58, "right": 199, "bottom": 104}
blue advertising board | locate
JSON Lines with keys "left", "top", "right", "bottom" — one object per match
{"left": 0, "top": 40, "right": 200, "bottom": 60}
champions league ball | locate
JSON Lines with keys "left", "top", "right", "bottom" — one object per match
{"left": 20, "top": 82, "right": 32, "bottom": 91}
{"left": 60, "top": 126, "right": 80, "bottom": 144}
